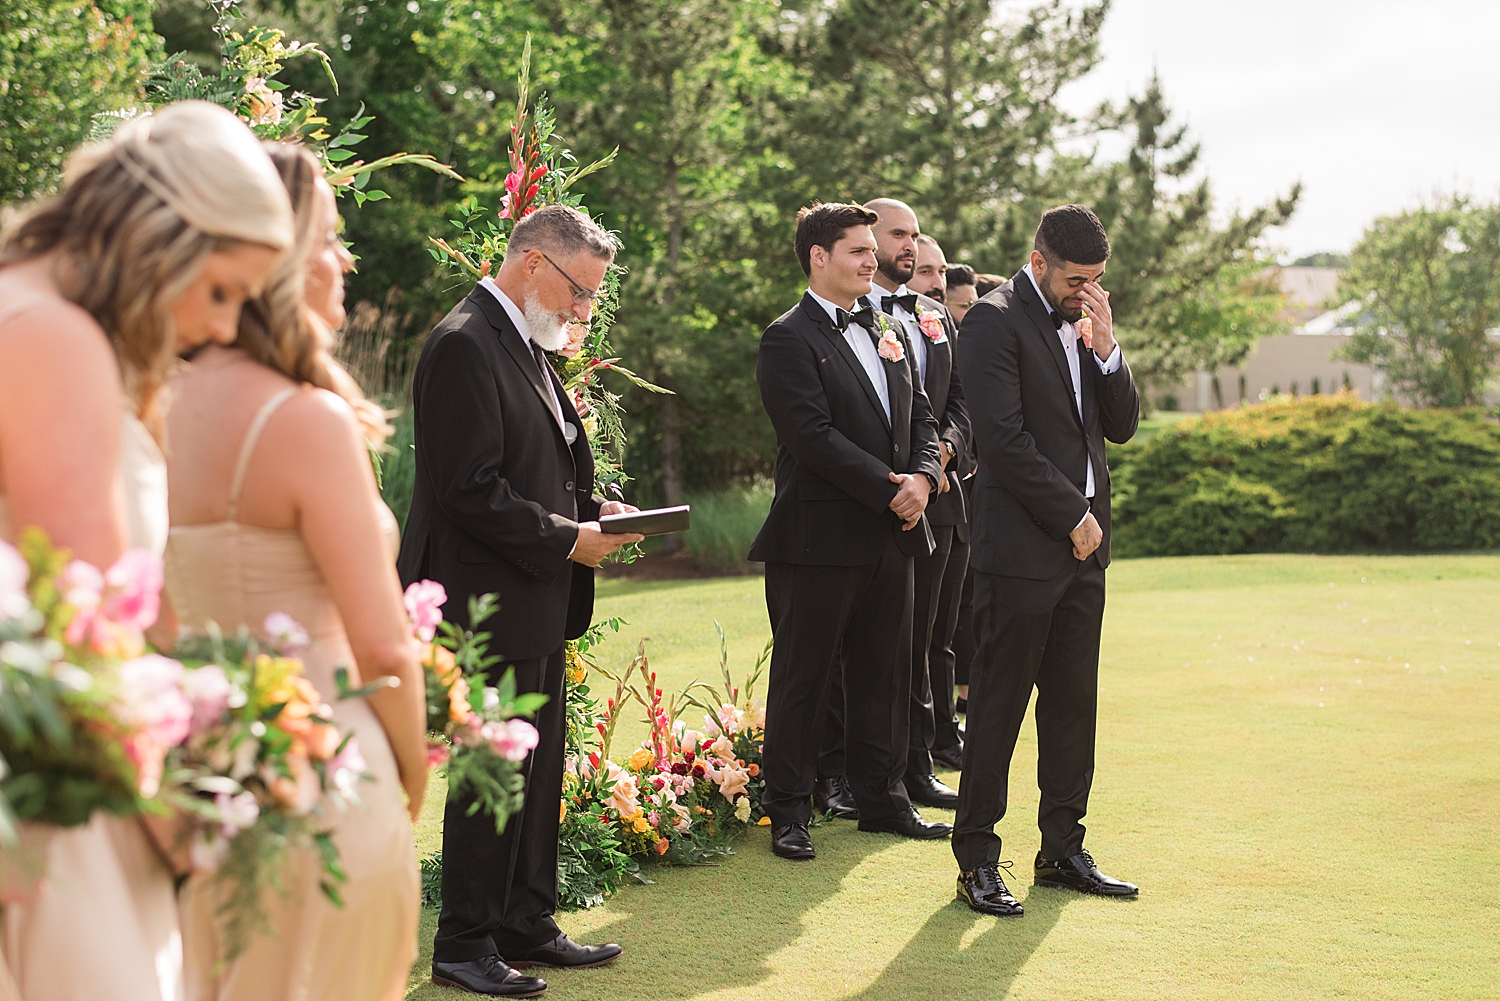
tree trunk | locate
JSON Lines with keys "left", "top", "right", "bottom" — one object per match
{"left": 658, "top": 152, "right": 686, "bottom": 552}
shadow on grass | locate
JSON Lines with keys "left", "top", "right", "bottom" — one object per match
{"left": 845, "top": 887, "right": 1070, "bottom": 1001}
{"left": 409, "top": 824, "right": 898, "bottom": 1000}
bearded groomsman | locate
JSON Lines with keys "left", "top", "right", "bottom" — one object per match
{"left": 816, "top": 201, "right": 971, "bottom": 815}
{"left": 952, "top": 204, "right": 1141, "bottom": 917}
{"left": 751, "top": 202, "right": 950, "bottom": 860}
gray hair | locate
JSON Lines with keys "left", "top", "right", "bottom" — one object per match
{"left": 508, "top": 204, "right": 616, "bottom": 261}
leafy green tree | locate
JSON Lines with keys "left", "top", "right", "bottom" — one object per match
{"left": 0, "top": 0, "right": 160, "bottom": 203}
{"left": 1336, "top": 196, "right": 1500, "bottom": 407}
{"left": 1087, "top": 73, "right": 1298, "bottom": 389}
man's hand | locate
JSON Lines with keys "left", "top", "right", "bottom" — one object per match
{"left": 1076, "top": 281, "right": 1116, "bottom": 360}
{"left": 1070, "top": 510, "right": 1103, "bottom": 561}
{"left": 936, "top": 442, "right": 953, "bottom": 494}
{"left": 570, "top": 521, "right": 644, "bottom": 566}
{"left": 599, "top": 500, "right": 639, "bottom": 517}
{"left": 888, "top": 471, "right": 932, "bottom": 531}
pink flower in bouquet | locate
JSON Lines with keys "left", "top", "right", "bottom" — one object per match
{"left": 484, "top": 718, "right": 539, "bottom": 762}
{"left": 716, "top": 703, "right": 744, "bottom": 736}
{"left": 0, "top": 539, "right": 28, "bottom": 619}
{"left": 216, "top": 789, "right": 260, "bottom": 838}
{"left": 646, "top": 809, "right": 661, "bottom": 828}
{"left": 327, "top": 736, "right": 367, "bottom": 798}
{"left": 303, "top": 721, "right": 343, "bottom": 760}
{"left": 560, "top": 321, "right": 589, "bottom": 360}
{"left": 100, "top": 550, "right": 162, "bottom": 632}
{"left": 671, "top": 801, "right": 692, "bottom": 833}
{"left": 917, "top": 311, "right": 946, "bottom": 343}
{"left": 716, "top": 763, "right": 750, "bottom": 803}
{"left": 267, "top": 754, "right": 322, "bottom": 815}
{"left": 117, "top": 654, "right": 193, "bottom": 750}
{"left": 181, "top": 664, "right": 234, "bottom": 736}
{"left": 426, "top": 740, "right": 450, "bottom": 769}
{"left": 403, "top": 580, "right": 447, "bottom": 642}
{"left": 708, "top": 734, "right": 734, "bottom": 761}
{"left": 602, "top": 760, "right": 640, "bottom": 816}
{"left": 62, "top": 550, "right": 162, "bottom": 654}
{"left": 877, "top": 328, "right": 905, "bottom": 363}
{"left": 263, "top": 611, "right": 309, "bottom": 653}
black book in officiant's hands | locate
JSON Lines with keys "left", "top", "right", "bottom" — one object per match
{"left": 599, "top": 504, "right": 690, "bottom": 537}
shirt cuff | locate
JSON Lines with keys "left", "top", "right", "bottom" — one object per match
{"left": 1094, "top": 343, "right": 1122, "bottom": 374}
{"left": 1073, "top": 507, "right": 1091, "bottom": 532}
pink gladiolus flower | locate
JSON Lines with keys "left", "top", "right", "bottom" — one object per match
{"left": 0, "top": 539, "right": 28, "bottom": 620}
{"left": 263, "top": 611, "right": 309, "bottom": 653}
{"left": 403, "top": 580, "right": 447, "bottom": 642}
{"left": 181, "top": 663, "right": 233, "bottom": 736}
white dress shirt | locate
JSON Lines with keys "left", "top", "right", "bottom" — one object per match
{"left": 866, "top": 284, "right": 928, "bottom": 386}
{"left": 480, "top": 277, "right": 567, "bottom": 429}
{"left": 808, "top": 288, "right": 891, "bottom": 421}
{"left": 1022, "top": 264, "right": 1121, "bottom": 504}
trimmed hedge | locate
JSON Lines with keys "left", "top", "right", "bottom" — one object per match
{"left": 1110, "top": 395, "right": 1500, "bottom": 556}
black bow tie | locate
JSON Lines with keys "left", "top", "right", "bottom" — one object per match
{"left": 1049, "top": 311, "right": 1064, "bottom": 330}
{"left": 836, "top": 304, "right": 877, "bottom": 332}
{"left": 880, "top": 292, "right": 919, "bottom": 315}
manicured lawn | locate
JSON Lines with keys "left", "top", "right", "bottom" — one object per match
{"left": 408, "top": 554, "right": 1500, "bottom": 1000}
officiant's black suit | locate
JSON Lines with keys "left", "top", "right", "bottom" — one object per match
{"left": 951, "top": 270, "right": 1139, "bottom": 871}
{"left": 397, "top": 285, "right": 601, "bottom": 963}
{"left": 817, "top": 294, "right": 972, "bottom": 782}
{"left": 750, "top": 292, "right": 944, "bottom": 829}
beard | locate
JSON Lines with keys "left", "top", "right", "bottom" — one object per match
{"left": 1036, "top": 271, "right": 1084, "bottom": 322}
{"left": 523, "top": 289, "right": 571, "bottom": 351}
{"left": 876, "top": 250, "right": 914, "bottom": 286}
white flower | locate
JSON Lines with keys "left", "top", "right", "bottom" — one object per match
{"left": 262, "top": 611, "right": 308, "bottom": 653}
{"left": 735, "top": 797, "right": 751, "bottom": 823}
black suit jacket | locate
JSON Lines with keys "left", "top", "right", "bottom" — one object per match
{"left": 955, "top": 269, "right": 1140, "bottom": 580}
{"left": 749, "top": 291, "right": 944, "bottom": 566}
{"left": 396, "top": 285, "right": 602, "bottom": 660}
{"left": 897, "top": 293, "right": 970, "bottom": 533}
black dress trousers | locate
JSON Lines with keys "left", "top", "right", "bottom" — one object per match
{"left": 927, "top": 528, "right": 969, "bottom": 757}
{"left": 903, "top": 524, "right": 954, "bottom": 777}
{"left": 762, "top": 536, "right": 916, "bottom": 829}
{"left": 434, "top": 647, "right": 567, "bottom": 963}
{"left": 952, "top": 555, "right": 1106, "bottom": 872}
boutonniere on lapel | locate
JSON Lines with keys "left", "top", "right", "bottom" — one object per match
{"left": 872, "top": 312, "right": 905, "bottom": 362}
{"left": 1077, "top": 309, "right": 1094, "bottom": 350}
{"left": 916, "top": 308, "right": 947, "bottom": 343}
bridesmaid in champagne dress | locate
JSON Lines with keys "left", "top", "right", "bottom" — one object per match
{"left": 163, "top": 144, "right": 426, "bottom": 1001}
{"left": 0, "top": 103, "right": 292, "bottom": 1001}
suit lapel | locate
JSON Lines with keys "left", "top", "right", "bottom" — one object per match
{"left": 800, "top": 294, "right": 892, "bottom": 433}
{"left": 1013, "top": 270, "right": 1083, "bottom": 432}
{"left": 469, "top": 286, "right": 572, "bottom": 443}
{"left": 1079, "top": 337, "right": 1096, "bottom": 430}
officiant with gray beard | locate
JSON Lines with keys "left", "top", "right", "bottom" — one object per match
{"left": 398, "top": 204, "right": 642, "bottom": 997}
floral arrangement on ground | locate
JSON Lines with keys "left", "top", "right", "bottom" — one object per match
{"left": 422, "top": 621, "right": 770, "bottom": 911}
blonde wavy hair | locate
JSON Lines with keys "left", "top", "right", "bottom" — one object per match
{"left": 0, "top": 101, "right": 293, "bottom": 423}
{"left": 235, "top": 143, "right": 390, "bottom": 444}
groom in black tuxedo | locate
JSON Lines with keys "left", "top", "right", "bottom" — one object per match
{"left": 952, "top": 204, "right": 1141, "bottom": 917}
{"left": 398, "top": 205, "right": 642, "bottom": 996}
{"left": 750, "top": 202, "right": 951, "bottom": 861}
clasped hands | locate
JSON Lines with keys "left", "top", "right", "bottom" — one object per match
{"left": 570, "top": 500, "right": 645, "bottom": 566}
{"left": 888, "top": 471, "right": 932, "bottom": 531}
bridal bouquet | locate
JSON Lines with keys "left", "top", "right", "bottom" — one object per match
{"left": 406, "top": 581, "right": 544, "bottom": 833}
{"left": 166, "top": 616, "right": 370, "bottom": 958}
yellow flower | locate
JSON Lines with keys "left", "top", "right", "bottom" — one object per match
{"left": 628, "top": 747, "right": 653, "bottom": 772}
{"left": 559, "top": 799, "right": 568, "bottom": 823}
{"left": 757, "top": 816, "right": 771, "bottom": 826}
{"left": 631, "top": 814, "right": 650, "bottom": 834}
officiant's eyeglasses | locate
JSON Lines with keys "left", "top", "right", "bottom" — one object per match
{"left": 540, "top": 251, "right": 600, "bottom": 304}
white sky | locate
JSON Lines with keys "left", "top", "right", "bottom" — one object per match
{"left": 1054, "top": 0, "right": 1500, "bottom": 260}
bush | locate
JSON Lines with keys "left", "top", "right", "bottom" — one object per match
{"left": 682, "top": 481, "right": 772, "bottom": 574}
{"left": 1110, "top": 394, "right": 1500, "bottom": 556}
{"left": 380, "top": 409, "right": 416, "bottom": 532}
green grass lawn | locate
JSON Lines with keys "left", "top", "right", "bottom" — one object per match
{"left": 408, "top": 554, "right": 1500, "bottom": 1000}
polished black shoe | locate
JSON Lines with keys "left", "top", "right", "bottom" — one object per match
{"left": 771, "top": 822, "right": 816, "bottom": 859}
{"left": 858, "top": 806, "right": 952, "bottom": 840}
{"left": 931, "top": 741, "right": 964, "bottom": 771}
{"left": 955, "top": 696, "right": 968, "bottom": 714}
{"left": 813, "top": 775, "right": 860, "bottom": 820}
{"left": 1033, "top": 849, "right": 1139, "bottom": 898}
{"left": 957, "top": 862, "right": 1023, "bottom": 917}
{"left": 904, "top": 771, "right": 959, "bottom": 808}
{"left": 431, "top": 955, "right": 547, "bottom": 997}
{"left": 507, "top": 933, "right": 622, "bottom": 970}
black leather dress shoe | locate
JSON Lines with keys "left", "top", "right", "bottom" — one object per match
{"left": 1033, "top": 849, "right": 1139, "bottom": 898}
{"left": 904, "top": 771, "right": 959, "bottom": 808}
{"left": 431, "top": 955, "right": 547, "bottom": 997}
{"left": 955, "top": 696, "right": 967, "bottom": 714}
{"left": 771, "top": 822, "right": 816, "bottom": 859}
{"left": 858, "top": 806, "right": 952, "bottom": 840}
{"left": 931, "top": 741, "right": 964, "bottom": 771}
{"left": 957, "top": 863, "right": 1023, "bottom": 917}
{"left": 507, "top": 933, "right": 622, "bottom": 970}
{"left": 813, "top": 775, "right": 860, "bottom": 820}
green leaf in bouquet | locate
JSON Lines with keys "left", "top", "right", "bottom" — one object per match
{"left": 332, "top": 664, "right": 399, "bottom": 701}
{"left": 492, "top": 667, "right": 518, "bottom": 706}
{"left": 508, "top": 693, "right": 550, "bottom": 717}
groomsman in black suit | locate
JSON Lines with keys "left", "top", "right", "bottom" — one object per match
{"left": 398, "top": 205, "right": 643, "bottom": 995}
{"left": 750, "top": 202, "right": 950, "bottom": 860}
{"left": 815, "top": 201, "right": 970, "bottom": 816}
{"left": 952, "top": 204, "right": 1142, "bottom": 917}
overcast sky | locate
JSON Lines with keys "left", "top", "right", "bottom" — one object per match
{"left": 1054, "top": 0, "right": 1500, "bottom": 260}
